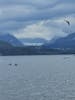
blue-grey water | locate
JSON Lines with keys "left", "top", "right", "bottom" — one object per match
{"left": 0, "top": 55, "right": 75, "bottom": 100}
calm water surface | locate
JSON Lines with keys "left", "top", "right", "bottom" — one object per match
{"left": 0, "top": 55, "right": 75, "bottom": 100}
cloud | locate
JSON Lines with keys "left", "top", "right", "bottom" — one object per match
{"left": 14, "top": 19, "right": 67, "bottom": 40}
{"left": 0, "top": 0, "right": 74, "bottom": 40}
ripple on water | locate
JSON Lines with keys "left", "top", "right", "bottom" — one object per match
{"left": 0, "top": 55, "right": 75, "bottom": 100}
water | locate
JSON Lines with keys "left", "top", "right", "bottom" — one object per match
{"left": 0, "top": 55, "right": 75, "bottom": 100}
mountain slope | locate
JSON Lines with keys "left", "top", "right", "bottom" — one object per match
{"left": 0, "top": 34, "right": 24, "bottom": 47}
{"left": 44, "top": 33, "right": 75, "bottom": 49}
{"left": 0, "top": 40, "right": 12, "bottom": 48}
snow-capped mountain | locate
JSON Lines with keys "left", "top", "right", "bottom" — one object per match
{"left": 20, "top": 38, "right": 48, "bottom": 46}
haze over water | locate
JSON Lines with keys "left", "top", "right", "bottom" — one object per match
{"left": 0, "top": 55, "right": 75, "bottom": 100}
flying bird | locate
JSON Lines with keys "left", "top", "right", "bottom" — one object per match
{"left": 64, "top": 20, "right": 70, "bottom": 26}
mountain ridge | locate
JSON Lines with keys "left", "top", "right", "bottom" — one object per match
{"left": 44, "top": 32, "right": 75, "bottom": 49}
{"left": 0, "top": 33, "right": 24, "bottom": 47}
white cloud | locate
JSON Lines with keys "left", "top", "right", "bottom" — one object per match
{"left": 14, "top": 19, "right": 67, "bottom": 40}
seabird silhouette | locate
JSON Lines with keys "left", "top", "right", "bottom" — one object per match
{"left": 15, "top": 64, "right": 18, "bottom": 66}
{"left": 9, "top": 63, "right": 12, "bottom": 66}
{"left": 64, "top": 20, "right": 70, "bottom": 26}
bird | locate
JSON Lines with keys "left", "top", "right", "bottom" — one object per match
{"left": 14, "top": 64, "right": 18, "bottom": 66}
{"left": 64, "top": 20, "right": 70, "bottom": 26}
{"left": 8, "top": 63, "right": 12, "bottom": 66}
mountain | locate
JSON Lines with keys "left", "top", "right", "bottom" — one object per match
{"left": 20, "top": 38, "right": 48, "bottom": 45}
{"left": 44, "top": 33, "right": 75, "bottom": 49}
{"left": 0, "top": 40, "right": 12, "bottom": 48}
{"left": 0, "top": 34, "right": 24, "bottom": 47}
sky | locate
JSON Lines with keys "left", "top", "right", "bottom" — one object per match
{"left": 0, "top": 0, "right": 75, "bottom": 40}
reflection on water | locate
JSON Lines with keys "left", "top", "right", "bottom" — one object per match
{"left": 0, "top": 55, "right": 75, "bottom": 100}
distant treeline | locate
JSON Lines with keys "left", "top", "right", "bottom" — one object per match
{"left": 0, "top": 46, "right": 75, "bottom": 56}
